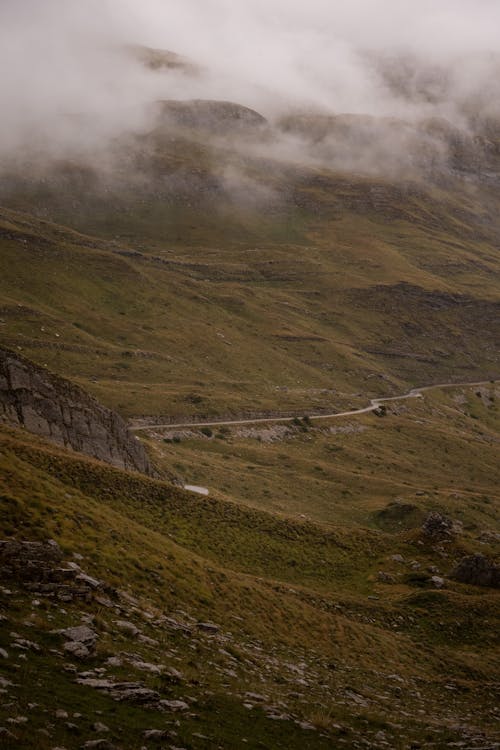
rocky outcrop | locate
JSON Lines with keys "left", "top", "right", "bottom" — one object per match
{"left": 0, "top": 539, "right": 107, "bottom": 603}
{"left": 421, "top": 512, "right": 463, "bottom": 541}
{"left": 451, "top": 554, "right": 500, "bottom": 588}
{"left": 0, "top": 347, "right": 152, "bottom": 474}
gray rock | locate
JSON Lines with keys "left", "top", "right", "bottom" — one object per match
{"left": 11, "top": 635, "right": 41, "bottom": 651}
{"left": 64, "top": 642, "right": 91, "bottom": 659}
{"left": 92, "top": 723, "right": 110, "bottom": 733}
{"left": 112, "top": 685, "right": 159, "bottom": 704}
{"left": 63, "top": 625, "right": 97, "bottom": 644}
{"left": 76, "top": 677, "right": 160, "bottom": 705}
{"left": 421, "top": 512, "right": 462, "bottom": 540}
{"left": 76, "top": 574, "right": 102, "bottom": 589}
{"left": 0, "top": 347, "right": 154, "bottom": 475}
{"left": 451, "top": 554, "right": 500, "bottom": 588}
{"left": 0, "top": 648, "right": 8, "bottom": 659}
{"left": 477, "top": 529, "right": 500, "bottom": 545}
{"left": 391, "top": 554, "right": 405, "bottom": 563}
{"left": 62, "top": 625, "right": 97, "bottom": 658}
{"left": 105, "top": 656, "right": 122, "bottom": 668}
{"left": 130, "top": 660, "right": 163, "bottom": 675}
{"left": 115, "top": 620, "right": 139, "bottom": 637}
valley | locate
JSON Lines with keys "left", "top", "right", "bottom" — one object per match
{"left": 0, "top": 9, "right": 499, "bottom": 749}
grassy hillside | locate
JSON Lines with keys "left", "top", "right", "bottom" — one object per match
{"left": 145, "top": 382, "right": 500, "bottom": 531}
{"left": 0, "top": 417, "right": 499, "bottom": 749}
{"left": 0, "top": 119, "right": 499, "bottom": 420}
{"left": 0, "top": 101, "right": 499, "bottom": 748}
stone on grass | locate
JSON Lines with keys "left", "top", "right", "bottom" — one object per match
{"left": 92, "top": 722, "right": 110, "bottom": 733}
{"left": 63, "top": 626, "right": 97, "bottom": 644}
{"left": 114, "top": 620, "right": 140, "bottom": 637}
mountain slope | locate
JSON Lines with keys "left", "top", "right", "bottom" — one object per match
{"left": 0, "top": 420, "right": 499, "bottom": 749}
{"left": 0, "top": 111, "right": 499, "bottom": 420}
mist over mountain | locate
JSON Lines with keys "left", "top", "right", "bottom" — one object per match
{"left": 1, "top": 5, "right": 500, "bottom": 750}
{"left": 1, "top": 0, "right": 499, "bottom": 174}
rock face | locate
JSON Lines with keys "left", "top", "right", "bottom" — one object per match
{"left": 0, "top": 347, "right": 152, "bottom": 474}
{"left": 451, "top": 554, "right": 500, "bottom": 588}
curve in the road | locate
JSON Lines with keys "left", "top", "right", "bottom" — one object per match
{"left": 133, "top": 379, "right": 495, "bottom": 432}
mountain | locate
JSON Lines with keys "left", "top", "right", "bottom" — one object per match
{"left": 0, "top": 45, "right": 499, "bottom": 750}
{"left": 0, "top": 97, "right": 499, "bottom": 419}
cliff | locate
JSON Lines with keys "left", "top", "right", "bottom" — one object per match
{"left": 0, "top": 347, "right": 153, "bottom": 475}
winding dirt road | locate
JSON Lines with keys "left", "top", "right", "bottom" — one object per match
{"left": 133, "top": 379, "right": 495, "bottom": 432}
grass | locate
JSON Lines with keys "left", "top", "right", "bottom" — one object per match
{"left": 0, "top": 421, "right": 499, "bottom": 747}
{"left": 1, "top": 115, "right": 500, "bottom": 748}
{"left": 0, "top": 125, "right": 499, "bottom": 419}
{"left": 143, "top": 383, "right": 500, "bottom": 535}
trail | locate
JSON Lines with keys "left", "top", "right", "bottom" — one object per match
{"left": 132, "top": 379, "right": 494, "bottom": 432}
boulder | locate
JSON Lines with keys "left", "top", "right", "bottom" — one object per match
{"left": 114, "top": 620, "right": 140, "bottom": 637}
{"left": 62, "top": 624, "right": 98, "bottom": 659}
{"left": 62, "top": 625, "right": 97, "bottom": 644}
{"left": 421, "top": 512, "right": 462, "bottom": 540}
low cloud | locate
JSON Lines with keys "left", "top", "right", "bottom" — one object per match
{"left": 0, "top": 0, "right": 499, "bottom": 176}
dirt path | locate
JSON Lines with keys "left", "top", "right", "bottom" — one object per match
{"left": 132, "top": 379, "right": 495, "bottom": 432}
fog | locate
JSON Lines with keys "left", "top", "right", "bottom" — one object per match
{"left": 1, "top": 0, "right": 499, "bottom": 173}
